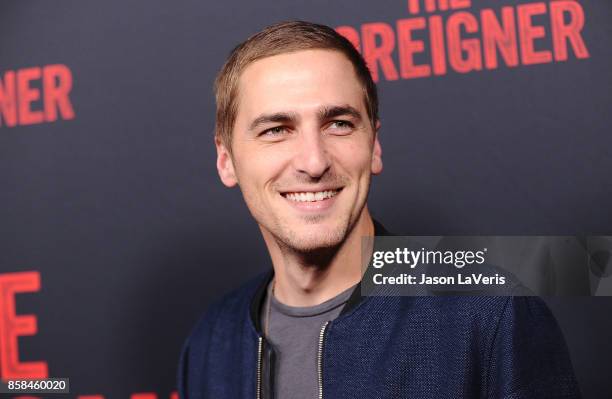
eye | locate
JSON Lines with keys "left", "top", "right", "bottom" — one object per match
{"left": 260, "top": 126, "right": 288, "bottom": 137}
{"left": 327, "top": 120, "right": 355, "bottom": 134}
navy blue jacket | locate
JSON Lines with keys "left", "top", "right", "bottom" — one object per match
{"left": 178, "top": 267, "right": 580, "bottom": 398}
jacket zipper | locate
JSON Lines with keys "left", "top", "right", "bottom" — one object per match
{"left": 317, "top": 321, "right": 330, "bottom": 399}
{"left": 256, "top": 336, "right": 263, "bottom": 399}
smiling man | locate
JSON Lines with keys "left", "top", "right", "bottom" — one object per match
{"left": 215, "top": 44, "right": 381, "bottom": 308}
{"left": 178, "top": 21, "right": 580, "bottom": 399}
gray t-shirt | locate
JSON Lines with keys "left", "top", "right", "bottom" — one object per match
{"left": 260, "top": 281, "right": 355, "bottom": 399}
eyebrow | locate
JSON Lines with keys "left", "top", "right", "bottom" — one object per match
{"left": 248, "top": 112, "right": 299, "bottom": 132}
{"left": 247, "top": 104, "right": 363, "bottom": 133}
{"left": 318, "top": 105, "right": 362, "bottom": 122}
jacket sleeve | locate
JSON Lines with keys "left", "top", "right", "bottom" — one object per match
{"left": 486, "top": 296, "right": 581, "bottom": 399}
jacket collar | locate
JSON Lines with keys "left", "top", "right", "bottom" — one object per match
{"left": 249, "top": 219, "right": 391, "bottom": 333}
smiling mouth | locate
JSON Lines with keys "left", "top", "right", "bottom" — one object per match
{"left": 281, "top": 189, "right": 342, "bottom": 202}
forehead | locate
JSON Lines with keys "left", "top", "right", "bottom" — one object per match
{"left": 235, "top": 49, "right": 365, "bottom": 121}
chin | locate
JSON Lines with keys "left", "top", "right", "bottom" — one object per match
{"left": 279, "top": 218, "right": 349, "bottom": 253}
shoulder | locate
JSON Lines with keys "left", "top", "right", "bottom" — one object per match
{"left": 490, "top": 295, "right": 565, "bottom": 345}
{"left": 404, "top": 290, "right": 548, "bottom": 322}
{"left": 375, "top": 296, "right": 561, "bottom": 352}
{"left": 404, "top": 296, "right": 579, "bottom": 397}
{"left": 394, "top": 295, "right": 514, "bottom": 326}
{"left": 485, "top": 296, "right": 581, "bottom": 398}
{"left": 177, "top": 271, "right": 270, "bottom": 397}
{"left": 413, "top": 296, "right": 579, "bottom": 397}
{"left": 420, "top": 296, "right": 565, "bottom": 349}
{"left": 187, "top": 270, "right": 270, "bottom": 345}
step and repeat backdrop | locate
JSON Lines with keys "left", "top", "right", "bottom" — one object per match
{"left": 1, "top": 0, "right": 611, "bottom": 398}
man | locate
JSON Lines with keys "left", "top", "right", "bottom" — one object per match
{"left": 178, "top": 21, "right": 580, "bottom": 398}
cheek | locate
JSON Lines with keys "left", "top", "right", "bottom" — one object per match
{"left": 233, "top": 146, "right": 287, "bottom": 194}
{"left": 330, "top": 139, "right": 373, "bottom": 175}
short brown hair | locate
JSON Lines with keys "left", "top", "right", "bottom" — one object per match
{"left": 214, "top": 20, "right": 379, "bottom": 149}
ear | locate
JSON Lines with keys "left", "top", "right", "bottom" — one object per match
{"left": 371, "top": 120, "right": 383, "bottom": 175}
{"left": 215, "top": 135, "right": 238, "bottom": 187}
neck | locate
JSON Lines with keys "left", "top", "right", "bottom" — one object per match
{"left": 262, "top": 208, "right": 375, "bottom": 307}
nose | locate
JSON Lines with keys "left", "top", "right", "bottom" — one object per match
{"left": 293, "top": 128, "right": 331, "bottom": 179}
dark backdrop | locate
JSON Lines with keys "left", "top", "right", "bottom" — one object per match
{"left": 1, "top": 1, "right": 610, "bottom": 398}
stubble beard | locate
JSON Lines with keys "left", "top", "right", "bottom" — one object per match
{"left": 274, "top": 213, "right": 351, "bottom": 255}
{"left": 267, "top": 172, "right": 355, "bottom": 254}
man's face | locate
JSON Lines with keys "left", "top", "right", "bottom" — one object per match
{"left": 216, "top": 49, "right": 382, "bottom": 252}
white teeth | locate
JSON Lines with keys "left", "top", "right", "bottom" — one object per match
{"left": 285, "top": 190, "right": 339, "bottom": 202}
